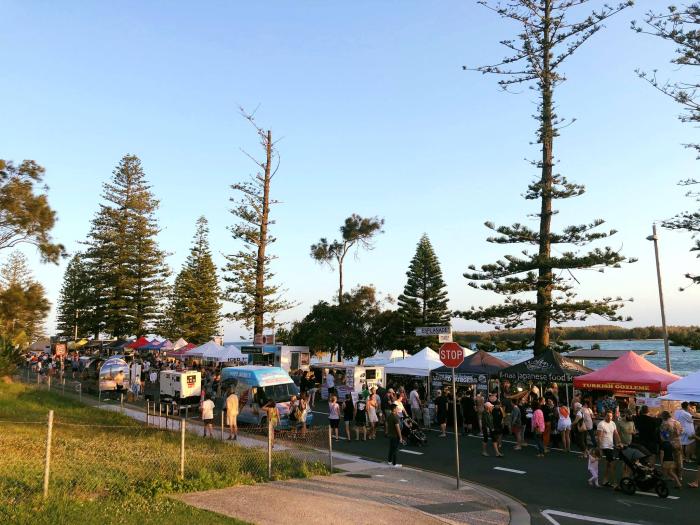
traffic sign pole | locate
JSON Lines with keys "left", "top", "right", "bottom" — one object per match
{"left": 452, "top": 367, "right": 460, "bottom": 489}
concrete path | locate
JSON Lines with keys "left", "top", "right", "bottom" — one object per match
{"left": 176, "top": 461, "right": 525, "bottom": 525}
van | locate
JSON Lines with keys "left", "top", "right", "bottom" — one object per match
{"left": 220, "top": 365, "right": 313, "bottom": 429}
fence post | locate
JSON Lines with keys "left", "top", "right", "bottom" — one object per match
{"left": 158, "top": 402, "right": 162, "bottom": 429}
{"left": 47, "top": 375, "right": 51, "bottom": 391}
{"left": 146, "top": 401, "right": 150, "bottom": 426}
{"left": 180, "top": 418, "right": 186, "bottom": 479}
{"left": 267, "top": 419, "right": 273, "bottom": 480}
{"left": 165, "top": 403, "right": 169, "bottom": 430}
{"left": 328, "top": 425, "right": 333, "bottom": 472}
{"left": 43, "top": 410, "right": 54, "bottom": 499}
{"left": 221, "top": 411, "right": 225, "bottom": 441}
{"left": 120, "top": 393, "right": 124, "bottom": 412}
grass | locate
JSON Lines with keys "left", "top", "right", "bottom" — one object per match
{"left": 0, "top": 381, "right": 329, "bottom": 524}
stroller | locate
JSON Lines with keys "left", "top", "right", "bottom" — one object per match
{"left": 403, "top": 417, "right": 428, "bottom": 446}
{"left": 618, "top": 444, "right": 669, "bottom": 498}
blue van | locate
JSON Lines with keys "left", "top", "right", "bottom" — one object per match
{"left": 220, "top": 366, "right": 313, "bottom": 429}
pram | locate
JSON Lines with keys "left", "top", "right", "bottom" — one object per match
{"left": 618, "top": 444, "right": 668, "bottom": 498}
{"left": 403, "top": 417, "right": 428, "bottom": 446}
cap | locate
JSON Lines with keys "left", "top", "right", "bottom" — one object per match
{"left": 484, "top": 402, "right": 494, "bottom": 409}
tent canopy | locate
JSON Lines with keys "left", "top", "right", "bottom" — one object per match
{"left": 574, "top": 351, "right": 680, "bottom": 393}
{"left": 385, "top": 347, "right": 443, "bottom": 377}
{"left": 173, "top": 338, "right": 188, "bottom": 350}
{"left": 662, "top": 371, "right": 700, "bottom": 402}
{"left": 433, "top": 349, "right": 510, "bottom": 385}
{"left": 185, "top": 340, "right": 226, "bottom": 359}
{"left": 126, "top": 336, "right": 151, "bottom": 349}
{"left": 499, "top": 348, "right": 591, "bottom": 383}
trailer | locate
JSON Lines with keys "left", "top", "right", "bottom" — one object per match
{"left": 159, "top": 370, "right": 201, "bottom": 406}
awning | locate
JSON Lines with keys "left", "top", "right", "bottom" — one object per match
{"left": 574, "top": 351, "right": 680, "bottom": 393}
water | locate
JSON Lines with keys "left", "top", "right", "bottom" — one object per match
{"left": 492, "top": 339, "right": 700, "bottom": 377}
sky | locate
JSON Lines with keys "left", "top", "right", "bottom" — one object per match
{"left": 2, "top": 0, "right": 699, "bottom": 340}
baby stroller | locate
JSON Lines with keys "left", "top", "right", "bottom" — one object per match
{"left": 403, "top": 417, "right": 428, "bottom": 446}
{"left": 618, "top": 444, "right": 668, "bottom": 498}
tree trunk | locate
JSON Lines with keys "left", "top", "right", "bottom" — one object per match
{"left": 254, "top": 130, "right": 272, "bottom": 338}
{"left": 534, "top": 0, "right": 553, "bottom": 356}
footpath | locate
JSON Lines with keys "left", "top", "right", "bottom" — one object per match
{"left": 176, "top": 451, "right": 529, "bottom": 525}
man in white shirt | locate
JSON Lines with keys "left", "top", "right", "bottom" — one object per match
{"left": 409, "top": 385, "right": 422, "bottom": 425}
{"left": 326, "top": 370, "right": 336, "bottom": 397}
{"left": 597, "top": 409, "right": 620, "bottom": 487}
{"left": 201, "top": 395, "right": 215, "bottom": 438}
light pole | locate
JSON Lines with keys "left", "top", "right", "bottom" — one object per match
{"left": 646, "top": 224, "right": 671, "bottom": 372}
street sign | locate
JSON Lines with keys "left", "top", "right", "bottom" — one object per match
{"left": 438, "top": 333, "right": 453, "bottom": 343}
{"left": 439, "top": 342, "right": 465, "bottom": 368}
{"left": 415, "top": 326, "right": 451, "bottom": 336}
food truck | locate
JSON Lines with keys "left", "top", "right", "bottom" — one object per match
{"left": 159, "top": 370, "right": 202, "bottom": 406}
{"left": 239, "top": 344, "right": 311, "bottom": 372}
{"left": 219, "top": 366, "right": 313, "bottom": 429}
{"left": 81, "top": 356, "right": 130, "bottom": 398}
{"left": 310, "top": 363, "right": 384, "bottom": 400}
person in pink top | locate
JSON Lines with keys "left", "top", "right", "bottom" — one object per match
{"left": 532, "top": 401, "right": 545, "bottom": 458}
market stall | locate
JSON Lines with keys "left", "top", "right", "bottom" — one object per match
{"left": 499, "top": 348, "right": 591, "bottom": 404}
{"left": 432, "top": 349, "right": 509, "bottom": 395}
{"left": 663, "top": 371, "right": 700, "bottom": 402}
{"left": 385, "top": 347, "right": 442, "bottom": 395}
{"left": 310, "top": 362, "right": 384, "bottom": 400}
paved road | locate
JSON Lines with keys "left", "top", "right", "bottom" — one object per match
{"left": 310, "top": 402, "right": 698, "bottom": 525}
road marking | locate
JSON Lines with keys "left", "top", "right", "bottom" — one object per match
{"left": 541, "top": 509, "right": 641, "bottom": 525}
{"left": 636, "top": 491, "right": 679, "bottom": 500}
{"left": 374, "top": 474, "right": 384, "bottom": 477}
{"left": 399, "top": 479, "right": 408, "bottom": 482}
{"left": 616, "top": 498, "right": 668, "bottom": 510}
{"left": 493, "top": 467, "right": 526, "bottom": 474}
{"left": 399, "top": 449, "right": 424, "bottom": 455}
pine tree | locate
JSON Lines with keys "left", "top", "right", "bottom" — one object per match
{"left": 397, "top": 234, "right": 450, "bottom": 352}
{"left": 634, "top": 5, "right": 700, "bottom": 285}
{"left": 459, "top": 1, "right": 635, "bottom": 355}
{"left": 223, "top": 111, "right": 294, "bottom": 335}
{"left": 0, "top": 251, "right": 50, "bottom": 347}
{"left": 56, "top": 253, "right": 92, "bottom": 339}
{"left": 84, "top": 155, "right": 169, "bottom": 338}
{"left": 162, "top": 217, "right": 222, "bottom": 343}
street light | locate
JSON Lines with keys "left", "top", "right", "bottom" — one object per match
{"left": 646, "top": 224, "right": 671, "bottom": 372}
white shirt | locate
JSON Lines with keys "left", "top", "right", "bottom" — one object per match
{"left": 674, "top": 409, "right": 695, "bottom": 444}
{"left": 394, "top": 400, "right": 406, "bottom": 418}
{"left": 597, "top": 420, "right": 617, "bottom": 449}
{"left": 149, "top": 371, "right": 157, "bottom": 383}
{"left": 582, "top": 407, "right": 593, "bottom": 431}
{"left": 409, "top": 389, "right": 421, "bottom": 411}
{"left": 201, "top": 399, "right": 215, "bottom": 420}
{"left": 326, "top": 374, "right": 335, "bottom": 388}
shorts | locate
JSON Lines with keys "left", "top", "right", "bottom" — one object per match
{"left": 203, "top": 418, "right": 213, "bottom": 424}
{"left": 483, "top": 428, "right": 492, "bottom": 443}
{"left": 437, "top": 414, "right": 447, "bottom": 425}
{"left": 557, "top": 419, "right": 572, "bottom": 432}
{"left": 601, "top": 448, "right": 616, "bottom": 462}
{"left": 329, "top": 419, "right": 340, "bottom": 429}
{"left": 344, "top": 416, "right": 353, "bottom": 423}
{"left": 355, "top": 418, "right": 366, "bottom": 427}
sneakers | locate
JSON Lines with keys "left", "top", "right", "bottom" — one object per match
{"left": 439, "top": 433, "right": 447, "bottom": 437}
{"left": 393, "top": 463, "right": 403, "bottom": 468}
{"left": 513, "top": 446, "right": 522, "bottom": 450}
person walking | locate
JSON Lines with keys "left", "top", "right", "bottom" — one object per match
{"left": 571, "top": 402, "right": 587, "bottom": 454}
{"left": 462, "top": 390, "right": 476, "bottom": 435}
{"left": 386, "top": 403, "right": 405, "bottom": 467}
{"left": 596, "top": 410, "right": 621, "bottom": 488}
{"left": 557, "top": 403, "right": 572, "bottom": 452}
{"left": 342, "top": 394, "right": 354, "bottom": 441}
{"left": 328, "top": 394, "right": 340, "bottom": 441}
{"left": 225, "top": 388, "right": 239, "bottom": 440}
{"left": 297, "top": 392, "right": 310, "bottom": 436}
{"left": 409, "top": 384, "right": 422, "bottom": 425}
{"left": 634, "top": 405, "right": 660, "bottom": 466}
{"left": 674, "top": 402, "right": 696, "bottom": 462}
{"left": 492, "top": 401, "right": 505, "bottom": 455}
{"left": 510, "top": 399, "right": 523, "bottom": 450}
{"left": 326, "top": 370, "right": 336, "bottom": 398}
{"left": 587, "top": 448, "right": 601, "bottom": 487}
{"left": 532, "top": 401, "right": 545, "bottom": 458}
{"left": 354, "top": 394, "right": 368, "bottom": 441}
{"left": 660, "top": 410, "right": 684, "bottom": 486}
{"left": 481, "top": 402, "right": 502, "bottom": 457}
{"left": 367, "top": 387, "right": 380, "bottom": 439}
{"left": 201, "top": 394, "right": 215, "bottom": 438}
{"left": 435, "top": 389, "right": 448, "bottom": 437}
{"left": 262, "top": 399, "right": 280, "bottom": 448}
{"left": 542, "top": 398, "right": 553, "bottom": 452}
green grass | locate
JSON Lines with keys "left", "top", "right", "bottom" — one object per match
{"left": 0, "top": 381, "right": 329, "bottom": 524}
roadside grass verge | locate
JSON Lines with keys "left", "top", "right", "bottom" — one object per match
{"left": 0, "top": 381, "right": 328, "bottom": 524}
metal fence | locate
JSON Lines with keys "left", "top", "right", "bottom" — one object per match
{"left": 5, "top": 371, "right": 334, "bottom": 503}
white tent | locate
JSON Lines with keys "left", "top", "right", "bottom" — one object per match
{"left": 218, "top": 345, "right": 246, "bottom": 363}
{"left": 662, "top": 371, "right": 700, "bottom": 402}
{"left": 185, "top": 340, "right": 225, "bottom": 359}
{"left": 384, "top": 347, "right": 443, "bottom": 377}
{"left": 173, "top": 338, "right": 188, "bottom": 351}
{"left": 362, "top": 349, "right": 406, "bottom": 366}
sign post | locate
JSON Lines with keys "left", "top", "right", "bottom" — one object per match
{"left": 439, "top": 342, "right": 465, "bottom": 489}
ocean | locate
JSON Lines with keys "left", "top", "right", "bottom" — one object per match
{"left": 493, "top": 339, "right": 700, "bottom": 377}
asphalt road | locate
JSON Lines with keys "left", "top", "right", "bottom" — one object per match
{"left": 310, "top": 401, "right": 699, "bottom": 525}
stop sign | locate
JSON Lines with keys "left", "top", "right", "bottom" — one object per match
{"left": 439, "top": 342, "right": 465, "bottom": 368}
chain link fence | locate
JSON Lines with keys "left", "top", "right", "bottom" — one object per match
{"left": 5, "top": 371, "right": 334, "bottom": 507}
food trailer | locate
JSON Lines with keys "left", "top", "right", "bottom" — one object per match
{"left": 310, "top": 363, "right": 384, "bottom": 400}
{"left": 240, "top": 344, "right": 311, "bottom": 372}
{"left": 159, "top": 370, "right": 202, "bottom": 406}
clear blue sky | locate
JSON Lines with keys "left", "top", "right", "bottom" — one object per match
{"left": 2, "top": 1, "right": 698, "bottom": 340}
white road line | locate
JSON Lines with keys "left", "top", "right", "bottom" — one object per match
{"left": 493, "top": 466, "right": 526, "bottom": 474}
{"left": 636, "top": 491, "right": 679, "bottom": 500}
{"left": 542, "top": 509, "right": 641, "bottom": 525}
{"left": 374, "top": 474, "right": 384, "bottom": 477}
{"left": 398, "top": 479, "right": 408, "bottom": 482}
{"left": 399, "top": 449, "right": 424, "bottom": 455}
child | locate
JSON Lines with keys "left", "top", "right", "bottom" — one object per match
{"left": 587, "top": 448, "right": 600, "bottom": 487}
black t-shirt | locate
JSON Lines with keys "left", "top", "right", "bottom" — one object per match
{"left": 542, "top": 405, "right": 553, "bottom": 423}
{"left": 343, "top": 400, "right": 354, "bottom": 419}
{"left": 493, "top": 408, "right": 504, "bottom": 431}
{"left": 436, "top": 396, "right": 448, "bottom": 416}
{"left": 635, "top": 414, "right": 660, "bottom": 444}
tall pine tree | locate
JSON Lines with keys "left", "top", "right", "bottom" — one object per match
{"left": 162, "top": 216, "right": 222, "bottom": 343}
{"left": 459, "top": 1, "right": 634, "bottom": 355}
{"left": 84, "top": 155, "right": 169, "bottom": 338}
{"left": 56, "top": 253, "right": 93, "bottom": 339}
{"left": 223, "top": 111, "right": 293, "bottom": 336}
{"left": 397, "top": 234, "right": 450, "bottom": 352}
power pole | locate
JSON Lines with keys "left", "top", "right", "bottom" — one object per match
{"left": 647, "top": 224, "right": 671, "bottom": 372}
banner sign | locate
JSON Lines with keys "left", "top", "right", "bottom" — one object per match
{"left": 433, "top": 371, "right": 488, "bottom": 386}
{"left": 575, "top": 380, "right": 660, "bottom": 393}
